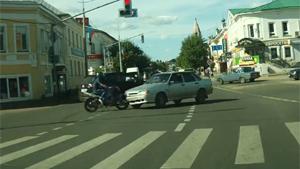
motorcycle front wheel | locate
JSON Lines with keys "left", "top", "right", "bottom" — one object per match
{"left": 116, "top": 99, "right": 129, "bottom": 110}
{"left": 84, "top": 98, "right": 99, "bottom": 112}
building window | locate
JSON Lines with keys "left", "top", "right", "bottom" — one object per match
{"left": 248, "top": 24, "right": 254, "bottom": 38}
{"left": 79, "top": 36, "right": 82, "bottom": 49}
{"left": 284, "top": 47, "right": 291, "bottom": 58}
{"left": 269, "top": 23, "right": 275, "bottom": 37}
{"left": 0, "top": 76, "right": 30, "bottom": 99}
{"left": 0, "top": 25, "right": 6, "bottom": 52}
{"left": 76, "top": 34, "right": 79, "bottom": 48}
{"left": 256, "top": 23, "right": 260, "bottom": 38}
{"left": 72, "top": 31, "right": 75, "bottom": 48}
{"left": 74, "top": 60, "right": 77, "bottom": 75}
{"left": 78, "top": 61, "right": 81, "bottom": 76}
{"left": 16, "top": 25, "right": 29, "bottom": 52}
{"left": 270, "top": 48, "right": 278, "bottom": 59}
{"left": 70, "top": 60, "right": 73, "bottom": 76}
{"left": 68, "top": 29, "right": 71, "bottom": 46}
{"left": 282, "top": 21, "right": 289, "bottom": 36}
{"left": 91, "top": 43, "right": 96, "bottom": 54}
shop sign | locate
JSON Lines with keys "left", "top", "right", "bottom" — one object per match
{"left": 88, "top": 54, "right": 102, "bottom": 60}
{"left": 265, "top": 40, "right": 290, "bottom": 46}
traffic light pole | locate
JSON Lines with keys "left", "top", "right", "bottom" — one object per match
{"left": 117, "top": 18, "right": 123, "bottom": 72}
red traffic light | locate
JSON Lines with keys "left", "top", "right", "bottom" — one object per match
{"left": 124, "top": 0, "right": 131, "bottom": 10}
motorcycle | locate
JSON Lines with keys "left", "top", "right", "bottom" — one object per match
{"left": 83, "top": 86, "right": 129, "bottom": 112}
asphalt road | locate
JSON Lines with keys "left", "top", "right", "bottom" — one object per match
{"left": 0, "top": 76, "right": 299, "bottom": 169}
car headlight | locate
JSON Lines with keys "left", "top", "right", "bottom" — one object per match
{"left": 139, "top": 90, "right": 149, "bottom": 95}
{"left": 292, "top": 71, "right": 297, "bottom": 75}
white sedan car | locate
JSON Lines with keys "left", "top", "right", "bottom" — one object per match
{"left": 125, "top": 72, "right": 213, "bottom": 108}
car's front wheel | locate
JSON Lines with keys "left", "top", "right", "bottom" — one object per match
{"left": 240, "top": 77, "right": 246, "bottom": 84}
{"left": 155, "top": 93, "right": 167, "bottom": 108}
{"left": 195, "top": 89, "right": 206, "bottom": 104}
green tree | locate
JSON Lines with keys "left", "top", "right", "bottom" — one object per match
{"left": 109, "top": 41, "right": 151, "bottom": 72}
{"left": 177, "top": 35, "right": 208, "bottom": 70}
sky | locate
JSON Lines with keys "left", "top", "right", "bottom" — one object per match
{"left": 45, "top": 0, "right": 271, "bottom": 61}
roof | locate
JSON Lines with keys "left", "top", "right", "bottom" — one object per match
{"left": 229, "top": 0, "right": 300, "bottom": 15}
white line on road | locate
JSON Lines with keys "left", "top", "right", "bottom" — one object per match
{"left": 36, "top": 132, "right": 48, "bottom": 136}
{"left": 285, "top": 122, "right": 300, "bottom": 144}
{"left": 188, "top": 112, "right": 194, "bottom": 115}
{"left": 161, "top": 128, "right": 212, "bottom": 169}
{"left": 0, "top": 135, "right": 77, "bottom": 165}
{"left": 235, "top": 125, "right": 265, "bottom": 164}
{"left": 186, "top": 115, "right": 193, "bottom": 118}
{"left": 174, "top": 123, "right": 186, "bottom": 132}
{"left": 65, "top": 123, "right": 75, "bottom": 126}
{"left": 87, "top": 116, "right": 94, "bottom": 120}
{"left": 0, "top": 136, "right": 38, "bottom": 149}
{"left": 184, "top": 119, "right": 191, "bottom": 122}
{"left": 90, "top": 131, "right": 165, "bottom": 169}
{"left": 53, "top": 127, "right": 63, "bottom": 131}
{"left": 188, "top": 110, "right": 194, "bottom": 113}
{"left": 26, "top": 133, "right": 121, "bottom": 169}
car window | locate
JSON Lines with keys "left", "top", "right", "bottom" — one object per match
{"left": 146, "top": 73, "right": 171, "bottom": 84}
{"left": 183, "top": 73, "right": 196, "bottom": 82}
{"left": 192, "top": 73, "right": 201, "bottom": 81}
{"left": 170, "top": 73, "right": 183, "bottom": 83}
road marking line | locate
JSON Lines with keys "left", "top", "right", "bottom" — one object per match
{"left": 88, "top": 116, "right": 94, "bottom": 120}
{"left": 188, "top": 112, "right": 194, "bottom": 115}
{"left": 26, "top": 133, "right": 121, "bottom": 169}
{"left": 36, "top": 132, "right": 48, "bottom": 136}
{"left": 0, "top": 136, "right": 38, "bottom": 149}
{"left": 184, "top": 119, "right": 191, "bottom": 122}
{"left": 285, "top": 122, "right": 300, "bottom": 144}
{"left": 174, "top": 123, "right": 186, "bottom": 132}
{"left": 65, "top": 123, "right": 75, "bottom": 126}
{"left": 186, "top": 115, "right": 193, "bottom": 118}
{"left": 53, "top": 127, "right": 63, "bottom": 131}
{"left": 188, "top": 110, "right": 194, "bottom": 113}
{"left": 90, "top": 131, "right": 165, "bottom": 169}
{"left": 161, "top": 128, "right": 212, "bottom": 169}
{"left": 0, "top": 135, "right": 77, "bottom": 165}
{"left": 235, "top": 125, "right": 265, "bottom": 164}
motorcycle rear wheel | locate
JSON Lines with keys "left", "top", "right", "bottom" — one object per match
{"left": 84, "top": 98, "right": 99, "bottom": 112}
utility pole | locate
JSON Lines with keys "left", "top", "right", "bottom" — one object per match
{"left": 118, "top": 18, "right": 123, "bottom": 72}
{"left": 82, "top": 0, "right": 89, "bottom": 76}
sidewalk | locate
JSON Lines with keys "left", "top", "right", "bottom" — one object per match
{"left": 0, "top": 93, "right": 80, "bottom": 110}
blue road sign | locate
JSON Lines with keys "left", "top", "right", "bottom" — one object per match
{"left": 212, "top": 45, "right": 223, "bottom": 51}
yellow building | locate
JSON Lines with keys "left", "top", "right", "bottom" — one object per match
{"left": 0, "top": 0, "right": 85, "bottom": 103}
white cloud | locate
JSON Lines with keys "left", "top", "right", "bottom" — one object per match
{"left": 142, "top": 16, "right": 178, "bottom": 25}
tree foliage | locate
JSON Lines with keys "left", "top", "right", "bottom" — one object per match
{"left": 108, "top": 41, "right": 151, "bottom": 72}
{"left": 176, "top": 35, "right": 209, "bottom": 70}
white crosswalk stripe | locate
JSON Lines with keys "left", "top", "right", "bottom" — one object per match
{"left": 0, "top": 135, "right": 77, "bottom": 165}
{"left": 285, "top": 121, "right": 300, "bottom": 144}
{"left": 0, "top": 136, "right": 38, "bottom": 149}
{"left": 235, "top": 125, "right": 264, "bottom": 164}
{"left": 161, "top": 128, "right": 212, "bottom": 169}
{"left": 90, "top": 131, "right": 165, "bottom": 169}
{"left": 26, "top": 133, "right": 121, "bottom": 169}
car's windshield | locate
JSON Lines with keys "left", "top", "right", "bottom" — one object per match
{"left": 146, "top": 74, "right": 171, "bottom": 84}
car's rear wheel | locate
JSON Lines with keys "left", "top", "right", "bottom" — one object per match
{"left": 250, "top": 78, "right": 255, "bottom": 82}
{"left": 131, "top": 104, "right": 142, "bottom": 109}
{"left": 155, "top": 93, "right": 167, "bottom": 108}
{"left": 195, "top": 89, "right": 206, "bottom": 104}
{"left": 218, "top": 78, "right": 224, "bottom": 85}
{"left": 174, "top": 99, "right": 182, "bottom": 105}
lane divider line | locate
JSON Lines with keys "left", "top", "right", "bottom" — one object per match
{"left": 36, "top": 132, "right": 48, "bottom": 136}
{"left": 174, "top": 123, "right": 186, "bottom": 132}
{"left": 52, "top": 127, "right": 63, "bottom": 131}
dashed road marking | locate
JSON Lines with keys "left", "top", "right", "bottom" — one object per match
{"left": 161, "top": 128, "right": 212, "bottom": 169}
{"left": 0, "top": 135, "right": 77, "bottom": 165}
{"left": 36, "top": 132, "right": 48, "bottom": 136}
{"left": 52, "top": 127, "right": 63, "bottom": 131}
{"left": 26, "top": 133, "right": 121, "bottom": 169}
{"left": 186, "top": 115, "right": 193, "bottom": 118}
{"left": 65, "top": 123, "right": 75, "bottom": 126}
{"left": 90, "top": 131, "right": 165, "bottom": 169}
{"left": 174, "top": 123, "right": 186, "bottom": 132}
{"left": 0, "top": 136, "right": 38, "bottom": 149}
{"left": 285, "top": 122, "right": 300, "bottom": 144}
{"left": 184, "top": 119, "right": 191, "bottom": 122}
{"left": 235, "top": 125, "right": 264, "bottom": 164}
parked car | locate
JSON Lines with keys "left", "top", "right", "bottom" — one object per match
{"left": 79, "top": 72, "right": 143, "bottom": 102}
{"left": 125, "top": 71, "right": 213, "bottom": 108}
{"left": 217, "top": 67, "right": 260, "bottom": 84}
{"left": 289, "top": 68, "right": 300, "bottom": 80}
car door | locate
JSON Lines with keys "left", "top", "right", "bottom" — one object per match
{"left": 167, "top": 73, "right": 185, "bottom": 100}
{"left": 182, "top": 72, "right": 198, "bottom": 98}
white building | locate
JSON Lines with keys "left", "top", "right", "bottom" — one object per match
{"left": 226, "top": 0, "right": 300, "bottom": 65}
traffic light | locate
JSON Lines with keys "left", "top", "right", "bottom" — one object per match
{"left": 141, "top": 34, "right": 144, "bottom": 43}
{"left": 124, "top": 0, "right": 132, "bottom": 11}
